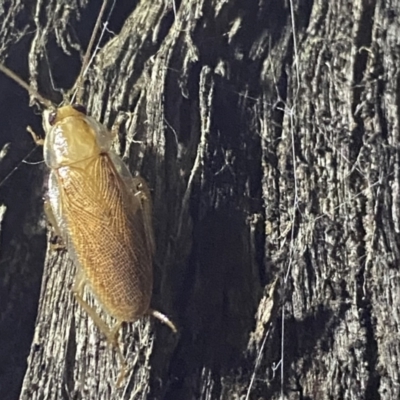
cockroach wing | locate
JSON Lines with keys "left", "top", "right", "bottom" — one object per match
{"left": 108, "top": 151, "right": 155, "bottom": 257}
{"left": 47, "top": 170, "right": 68, "bottom": 242}
{"left": 53, "top": 151, "right": 155, "bottom": 323}
{"left": 85, "top": 115, "right": 114, "bottom": 152}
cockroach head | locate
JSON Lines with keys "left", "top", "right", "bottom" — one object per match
{"left": 42, "top": 103, "right": 88, "bottom": 133}
{"left": 42, "top": 108, "right": 57, "bottom": 133}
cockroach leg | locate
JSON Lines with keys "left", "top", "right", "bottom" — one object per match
{"left": 111, "top": 111, "right": 133, "bottom": 139}
{"left": 148, "top": 308, "right": 178, "bottom": 333}
{"left": 44, "top": 200, "right": 65, "bottom": 250}
{"left": 72, "top": 274, "right": 113, "bottom": 339}
{"left": 72, "top": 272, "right": 128, "bottom": 385}
{"left": 44, "top": 200, "right": 62, "bottom": 237}
{"left": 26, "top": 125, "right": 44, "bottom": 146}
{"left": 132, "top": 177, "right": 155, "bottom": 254}
{"left": 111, "top": 322, "right": 129, "bottom": 387}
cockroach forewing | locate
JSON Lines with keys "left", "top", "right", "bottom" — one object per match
{"left": 86, "top": 114, "right": 155, "bottom": 252}
{"left": 47, "top": 171, "right": 68, "bottom": 241}
{"left": 47, "top": 171, "right": 88, "bottom": 303}
{"left": 107, "top": 150, "right": 155, "bottom": 257}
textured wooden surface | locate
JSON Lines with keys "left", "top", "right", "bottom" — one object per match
{"left": 0, "top": 0, "right": 399, "bottom": 399}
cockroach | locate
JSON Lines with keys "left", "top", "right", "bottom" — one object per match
{"left": 0, "top": 0, "right": 176, "bottom": 385}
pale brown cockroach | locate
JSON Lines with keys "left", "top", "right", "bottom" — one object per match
{"left": 0, "top": 0, "right": 176, "bottom": 385}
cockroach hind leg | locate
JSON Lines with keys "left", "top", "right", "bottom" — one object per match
{"left": 111, "top": 322, "right": 129, "bottom": 388}
{"left": 148, "top": 308, "right": 178, "bottom": 333}
{"left": 105, "top": 322, "right": 128, "bottom": 388}
{"left": 72, "top": 275, "right": 128, "bottom": 386}
{"left": 26, "top": 125, "right": 44, "bottom": 146}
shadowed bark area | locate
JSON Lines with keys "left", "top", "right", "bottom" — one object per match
{"left": 0, "top": 0, "right": 398, "bottom": 399}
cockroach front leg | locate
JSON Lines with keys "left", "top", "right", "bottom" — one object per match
{"left": 27, "top": 128, "right": 63, "bottom": 248}
{"left": 28, "top": 126, "right": 63, "bottom": 245}
{"left": 26, "top": 125, "right": 44, "bottom": 146}
{"left": 72, "top": 271, "right": 127, "bottom": 386}
{"left": 111, "top": 111, "right": 134, "bottom": 139}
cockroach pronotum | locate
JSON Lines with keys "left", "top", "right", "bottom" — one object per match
{"left": 0, "top": 0, "right": 177, "bottom": 385}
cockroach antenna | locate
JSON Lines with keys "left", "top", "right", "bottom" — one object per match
{"left": 0, "top": 146, "right": 40, "bottom": 189}
{"left": 0, "top": 64, "right": 53, "bottom": 109}
{"left": 72, "top": 0, "right": 110, "bottom": 104}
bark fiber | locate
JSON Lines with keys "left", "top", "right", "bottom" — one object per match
{"left": 0, "top": 0, "right": 397, "bottom": 399}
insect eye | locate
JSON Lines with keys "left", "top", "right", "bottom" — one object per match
{"left": 72, "top": 103, "right": 87, "bottom": 115}
{"left": 48, "top": 111, "right": 57, "bottom": 126}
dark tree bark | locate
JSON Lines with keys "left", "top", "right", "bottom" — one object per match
{"left": 0, "top": 0, "right": 397, "bottom": 399}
